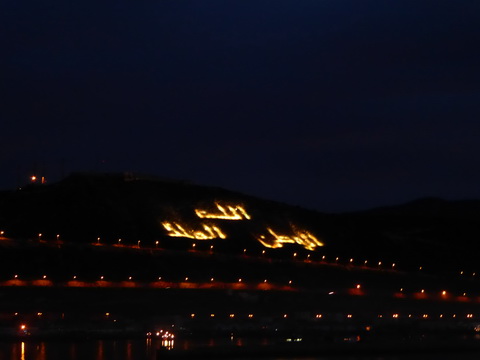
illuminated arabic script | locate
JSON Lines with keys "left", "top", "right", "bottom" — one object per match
{"left": 162, "top": 221, "right": 227, "bottom": 240}
{"left": 256, "top": 227, "right": 324, "bottom": 251}
{"left": 195, "top": 203, "right": 251, "bottom": 220}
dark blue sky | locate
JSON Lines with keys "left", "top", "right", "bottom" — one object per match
{"left": 2, "top": 1, "right": 480, "bottom": 212}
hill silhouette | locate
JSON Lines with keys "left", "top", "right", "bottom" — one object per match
{"left": 0, "top": 172, "right": 479, "bottom": 275}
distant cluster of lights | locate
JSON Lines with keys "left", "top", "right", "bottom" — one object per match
{"left": 12, "top": 311, "right": 478, "bottom": 324}
{"left": 185, "top": 312, "right": 479, "bottom": 320}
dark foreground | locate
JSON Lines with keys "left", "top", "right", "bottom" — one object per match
{"left": 158, "top": 333, "right": 480, "bottom": 359}
{"left": 4, "top": 333, "right": 480, "bottom": 360}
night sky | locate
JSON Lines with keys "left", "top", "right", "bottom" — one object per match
{"left": 2, "top": 1, "right": 480, "bottom": 213}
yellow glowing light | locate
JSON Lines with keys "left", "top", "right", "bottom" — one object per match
{"left": 162, "top": 221, "right": 226, "bottom": 240}
{"left": 256, "top": 226, "right": 323, "bottom": 251}
{"left": 195, "top": 203, "right": 251, "bottom": 220}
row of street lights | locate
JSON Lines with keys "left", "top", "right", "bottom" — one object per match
{"left": 0, "top": 230, "right": 475, "bottom": 280}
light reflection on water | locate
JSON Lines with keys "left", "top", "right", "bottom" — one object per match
{"left": 3, "top": 337, "right": 480, "bottom": 360}
{"left": 1, "top": 339, "right": 160, "bottom": 360}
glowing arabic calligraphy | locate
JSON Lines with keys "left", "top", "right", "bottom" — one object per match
{"left": 256, "top": 227, "right": 324, "bottom": 251}
{"left": 162, "top": 221, "right": 227, "bottom": 240}
{"left": 195, "top": 203, "right": 251, "bottom": 220}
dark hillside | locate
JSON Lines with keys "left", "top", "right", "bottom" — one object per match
{"left": 0, "top": 173, "right": 479, "bottom": 275}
